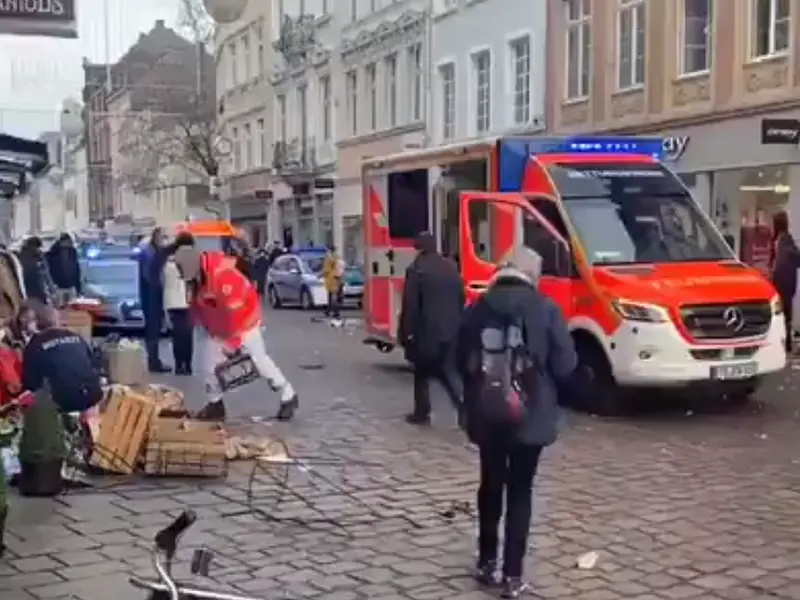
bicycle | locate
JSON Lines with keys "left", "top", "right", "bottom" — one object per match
{"left": 129, "top": 510, "right": 266, "bottom": 600}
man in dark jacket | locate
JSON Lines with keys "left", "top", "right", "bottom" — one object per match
{"left": 398, "top": 232, "right": 464, "bottom": 425}
{"left": 139, "top": 227, "right": 170, "bottom": 373}
{"left": 455, "top": 247, "right": 578, "bottom": 598}
{"left": 18, "top": 236, "right": 56, "bottom": 305}
{"left": 769, "top": 211, "right": 800, "bottom": 353}
{"left": 21, "top": 304, "right": 102, "bottom": 414}
{"left": 46, "top": 233, "right": 81, "bottom": 303}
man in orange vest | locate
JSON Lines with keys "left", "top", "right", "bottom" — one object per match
{"left": 177, "top": 248, "right": 298, "bottom": 421}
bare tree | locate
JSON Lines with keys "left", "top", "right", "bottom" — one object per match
{"left": 113, "top": 0, "right": 218, "bottom": 195}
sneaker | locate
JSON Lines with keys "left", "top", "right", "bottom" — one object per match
{"left": 501, "top": 577, "right": 530, "bottom": 599}
{"left": 405, "top": 413, "right": 431, "bottom": 426}
{"left": 276, "top": 395, "right": 298, "bottom": 421}
{"left": 195, "top": 400, "right": 226, "bottom": 422}
{"left": 473, "top": 561, "right": 500, "bottom": 586}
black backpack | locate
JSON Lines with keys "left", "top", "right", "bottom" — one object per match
{"left": 472, "top": 312, "right": 538, "bottom": 428}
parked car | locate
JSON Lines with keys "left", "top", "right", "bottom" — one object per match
{"left": 341, "top": 264, "right": 364, "bottom": 308}
{"left": 266, "top": 251, "right": 329, "bottom": 310}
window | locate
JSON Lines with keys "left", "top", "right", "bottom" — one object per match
{"left": 232, "top": 126, "right": 241, "bottom": 171}
{"left": 320, "top": 75, "right": 332, "bottom": 140}
{"left": 366, "top": 62, "right": 377, "bottom": 130}
{"left": 277, "top": 95, "right": 287, "bottom": 141}
{"left": 322, "top": 0, "right": 329, "bottom": 15}
{"left": 408, "top": 44, "right": 422, "bottom": 121}
{"left": 241, "top": 33, "right": 251, "bottom": 80}
{"left": 680, "top": 0, "right": 712, "bottom": 74}
{"left": 472, "top": 50, "right": 491, "bottom": 134}
{"left": 510, "top": 36, "right": 531, "bottom": 125}
{"left": 255, "top": 23, "right": 265, "bottom": 76}
{"left": 298, "top": 85, "right": 308, "bottom": 141}
{"left": 351, "top": 0, "right": 357, "bottom": 21}
{"left": 229, "top": 42, "right": 238, "bottom": 86}
{"left": 566, "top": 0, "right": 591, "bottom": 99}
{"left": 751, "top": 0, "right": 790, "bottom": 58}
{"left": 523, "top": 211, "right": 567, "bottom": 277}
{"left": 370, "top": 0, "right": 377, "bottom": 11}
{"left": 257, "top": 118, "right": 266, "bottom": 165}
{"left": 439, "top": 63, "right": 455, "bottom": 139}
{"left": 549, "top": 162, "right": 733, "bottom": 264}
{"left": 346, "top": 70, "right": 358, "bottom": 135}
{"left": 243, "top": 122, "right": 252, "bottom": 169}
{"left": 617, "top": 0, "right": 646, "bottom": 89}
{"left": 384, "top": 54, "right": 397, "bottom": 127}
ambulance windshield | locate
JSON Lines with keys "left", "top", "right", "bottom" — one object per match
{"left": 546, "top": 162, "right": 733, "bottom": 265}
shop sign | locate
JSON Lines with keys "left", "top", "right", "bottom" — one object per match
{"left": 0, "top": 0, "right": 77, "bottom": 39}
{"left": 663, "top": 136, "right": 690, "bottom": 160}
{"left": 761, "top": 118, "right": 800, "bottom": 145}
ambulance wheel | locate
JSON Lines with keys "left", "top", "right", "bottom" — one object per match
{"left": 267, "top": 285, "right": 282, "bottom": 308}
{"left": 575, "top": 334, "right": 630, "bottom": 416}
{"left": 300, "top": 287, "right": 314, "bottom": 310}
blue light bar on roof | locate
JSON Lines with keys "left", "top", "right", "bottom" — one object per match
{"left": 532, "top": 137, "right": 664, "bottom": 159}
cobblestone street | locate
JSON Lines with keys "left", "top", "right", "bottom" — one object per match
{"left": 3, "top": 309, "right": 800, "bottom": 600}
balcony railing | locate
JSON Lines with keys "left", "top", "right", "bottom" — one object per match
{"left": 272, "top": 15, "right": 318, "bottom": 64}
{"left": 272, "top": 137, "right": 317, "bottom": 178}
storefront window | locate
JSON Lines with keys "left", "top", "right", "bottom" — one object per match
{"left": 737, "top": 165, "right": 789, "bottom": 272}
{"left": 298, "top": 202, "right": 314, "bottom": 245}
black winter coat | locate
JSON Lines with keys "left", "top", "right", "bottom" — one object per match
{"left": 398, "top": 251, "right": 464, "bottom": 364}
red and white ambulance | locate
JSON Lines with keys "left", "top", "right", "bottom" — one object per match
{"left": 361, "top": 136, "right": 786, "bottom": 412}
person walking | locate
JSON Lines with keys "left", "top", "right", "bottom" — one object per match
{"left": 163, "top": 233, "right": 195, "bottom": 375}
{"left": 455, "top": 247, "right": 579, "bottom": 598}
{"left": 139, "top": 228, "right": 170, "bottom": 373}
{"left": 175, "top": 247, "right": 299, "bottom": 422}
{"left": 769, "top": 210, "right": 800, "bottom": 353}
{"left": 46, "top": 233, "right": 81, "bottom": 305}
{"left": 398, "top": 232, "right": 464, "bottom": 425}
{"left": 322, "top": 245, "right": 344, "bottom": 320}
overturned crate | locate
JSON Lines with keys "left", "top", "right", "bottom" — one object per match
{"left": 145, "top": 418, "right": 228, "bottom": 478}
{"left": 89, "top": 388, "right": 157, "bottom": 474}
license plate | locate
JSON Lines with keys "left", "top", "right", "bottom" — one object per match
{"left": 215, "top": 352, "right": 260, "bottom": 391}
{"left": 710, "top": 362, "right": 758, "bottom": 380}
{"left": 129, "top": 309, "right": 143, "bottom": 318}
{"left": 344, "top": 285, "right": 363, "bottom": 295}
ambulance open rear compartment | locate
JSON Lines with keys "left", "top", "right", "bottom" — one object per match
{"left": 362, "top": 137, "right": 786, "bottom": 413}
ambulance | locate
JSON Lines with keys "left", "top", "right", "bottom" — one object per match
{"left": 361, "top": 136, "right": 786, "bottom": 412}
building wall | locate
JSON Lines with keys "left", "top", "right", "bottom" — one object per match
{"left": 546, "top": 0, "right": 800, "bottom": 134}
{"left": 332, "top": 0, "right": 429, "bottom": 255}
{"left": 429, "top": 0, "right": 547, "bottom": 146}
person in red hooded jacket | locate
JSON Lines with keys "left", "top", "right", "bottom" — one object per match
{"left": 177, "top": 247, "right": 298, "bottom": 421}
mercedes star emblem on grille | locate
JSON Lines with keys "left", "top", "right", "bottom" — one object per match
{"left": 723, "top": 306, "right": 745, "bottom": 332}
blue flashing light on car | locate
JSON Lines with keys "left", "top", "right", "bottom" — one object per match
{"left": 85, "top": 246, "right": 101, "bottom": 259}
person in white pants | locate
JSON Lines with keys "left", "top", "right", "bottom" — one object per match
{"left": 201, "top": 325, "right": 298, "bottom": 421}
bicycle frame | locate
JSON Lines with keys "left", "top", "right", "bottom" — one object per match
{"left": 129, "top": 511, "right": 265, "bottom": 600}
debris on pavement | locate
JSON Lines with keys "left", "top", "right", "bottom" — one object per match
{"left": 576, "top": 551, "right": 599, "bottom": 570}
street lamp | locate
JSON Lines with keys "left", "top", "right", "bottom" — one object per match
{"left": 202, "top": 0, "right": 248, "bottom": 23}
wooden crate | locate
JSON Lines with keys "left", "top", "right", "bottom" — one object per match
{"left": 145, "top": 418, "right": 227, "bottom": 478}
{"left": 89, "top": 389, "right": 157, "bottom": 474}
{"left": 59, "top": 309, "right": 92, "bottom": 343}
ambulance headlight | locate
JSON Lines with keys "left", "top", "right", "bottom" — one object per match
{"left": 611, "top": 299, "right": 669, "bottom": 323}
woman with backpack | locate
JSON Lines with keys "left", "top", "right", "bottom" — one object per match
{"left": 455, "top": 247, "right": 579, "bottom": 599}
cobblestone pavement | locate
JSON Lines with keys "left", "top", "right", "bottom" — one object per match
{"left": 3, "top": 309, "right": 800, "bottom": 600}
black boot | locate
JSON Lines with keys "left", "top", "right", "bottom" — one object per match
{"left": 195, "top": 400, "right": 226, "bottom": 421}
{"left": 276, "top": 395, "right": 299, "bottom": 421}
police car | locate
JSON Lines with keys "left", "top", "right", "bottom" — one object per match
{"left": 72, "top": 244, "right": 145, "bottom": 332}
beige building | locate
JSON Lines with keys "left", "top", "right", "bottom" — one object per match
{"left": 547, "top": 0, "right": 800, "bottom": 264}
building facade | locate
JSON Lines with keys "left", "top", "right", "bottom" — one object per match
{"left": 268, "top": 0, "right": 338, "bottom": 250}
{"left": 547, "top": 0, "right": 800, "bottom": 267}
{"left": 429, "top": 0, "right": 547, "bottom": 146}
{"left": 215, "top": 0, "right": 276, "bottom": 246}
{"left": 333, "top": 0, "right": 430, "bottom": 262}
{"left": 82, "top": 19, "right": 198, "bottom": 222}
